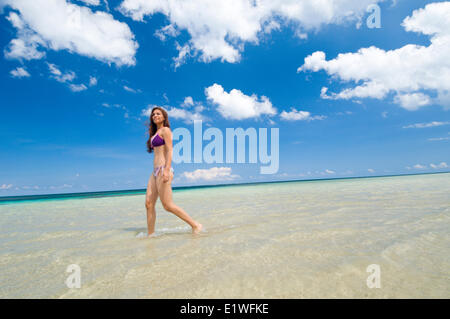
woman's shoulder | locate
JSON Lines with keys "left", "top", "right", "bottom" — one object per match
{"left": 160, "top": 126, "right": 172, "bottom": 135}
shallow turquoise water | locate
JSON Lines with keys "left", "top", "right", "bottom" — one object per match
{"left": 0, "top": 173, "right": 449, "bottom": 298}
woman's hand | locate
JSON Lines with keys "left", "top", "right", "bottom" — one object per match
{"left": 162, "top": 168, "right": 171, "bottom": 183}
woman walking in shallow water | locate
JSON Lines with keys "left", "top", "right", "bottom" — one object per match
{"left": 145, "top": 106, "right": 202, "bottom": 236}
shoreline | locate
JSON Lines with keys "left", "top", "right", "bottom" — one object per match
{"left": 1, "top": 171, "right": 448, "bottom": 204}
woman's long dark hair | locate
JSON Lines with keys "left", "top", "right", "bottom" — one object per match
{"left": 146, "top": 106, "right": 171, "bottom": 153}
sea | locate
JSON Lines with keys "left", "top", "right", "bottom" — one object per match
{"left": 0, "top": 172, "right": 449, "bottom": 298}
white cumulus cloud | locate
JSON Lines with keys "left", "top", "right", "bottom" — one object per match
{"left": 205, "top": 83, "right": 276, "bottom": 120}
{"left": 182, "top": 96, "right": 194, "bottom": 107}
{"left": 2, "top": 0, "right": 138, "bottom": 66}
{"left": 299, "top": 2, "right": 450, "bottom": 110}
{"left": 167, "top": 106, "right": 206, "bottom": 124}
{"left": 118, "top": 0, "right": 386, "bottom": 66}
{"left": 394, "top": 92, "right": 432, "bottom": 111}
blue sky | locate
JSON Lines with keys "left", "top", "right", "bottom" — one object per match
{"left": 1, "top": 0, "right": 449, "bottom": 196}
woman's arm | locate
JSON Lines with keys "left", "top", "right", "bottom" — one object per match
{"left": 162, "top": 127, "right": 173, "bottom": 182}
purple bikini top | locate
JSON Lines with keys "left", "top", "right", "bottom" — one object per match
{"left": 151, "top": 133, "right": 165, "bottom": 148}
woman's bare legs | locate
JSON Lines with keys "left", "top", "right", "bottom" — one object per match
{"left": 156, "top": 171, "right": 203, "bottom": 234}
{"left": 145, "top": 173, "right": 159, "bottom": 236}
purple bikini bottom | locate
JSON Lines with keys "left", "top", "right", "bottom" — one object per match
{"left": 153, "top": 165, "right": 174, "bottom": 177}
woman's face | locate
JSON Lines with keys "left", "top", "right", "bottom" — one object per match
{"left": 152, "top": 109, "right": 164, "bottom": 125}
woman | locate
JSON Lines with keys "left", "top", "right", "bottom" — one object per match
{"left": 145, "top": 106, "right": 202, "bottom": 236}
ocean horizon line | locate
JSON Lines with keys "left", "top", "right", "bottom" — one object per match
{"left": 1, "top": 171, "right": 448, "bottom": 204}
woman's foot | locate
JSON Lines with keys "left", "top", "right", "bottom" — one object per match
{"left": 192, "top": 222, "right": 203, "bottom": 234}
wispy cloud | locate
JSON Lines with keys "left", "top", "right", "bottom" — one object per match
{"left": 280, "top": 108, "right": 326, "bottom": 121}
{"left": 407, "top": 162, "right": 448, "bottom": 170}
{"left": 10, "top": 66, "right": 30, "bottom": 78}
{"left": 181, "top": 167, "right": 240, "bottom": 181}
{"left": 154, "top": 24, "right": 179, "bottom": 42}
{"left": 49, "top": 184, "right": 72, "bottom": 190}
{"left": 403, "top": 121, "right": 450, "bottom": 129}
{"left": 100, "top": 103, "right": 132, "bottom": 120}
{"left": 430, "top": 162, "right": 448, "bottom": 169}
{"left": 428, "top": 136, "right": 450, "bottom": 141}
{"left": 123, "top": 85, "right": 141, "bottom": 93}
{"left": 21, "top": 185, "right": 39, "bottom": 190}
{"left": 78, "top": 0, "right": 101, "bottom": 6}
{"left": 69, "top": 83, "right": 87, "bottom": 92}
{"left": 167, "top": 107, "right": 206, "bottom": 124}
{"left": 47, "top": 63, "right": 75, "bottom": 83}
{"left": 141, "top": 102, "right": 208, "bottom": 124}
